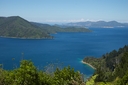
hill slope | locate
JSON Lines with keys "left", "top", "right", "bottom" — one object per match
{"left": 32, "top": 22, "right": 92, "bottom": 34}
{"left": 0, "top": 16, "right": 51, "bottom": 39}
{"left": 83, "top": 45, "right": 128, "bottom": 84}
{"left": 0, "top": 16, "right": 92, "bottom": 39}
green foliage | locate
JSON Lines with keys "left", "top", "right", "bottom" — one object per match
{"left": 116, "top": 52, "right": 128, "bottom": 85}
{"left": 117, "top": 52, "right": 128, "bottom": 77}
{"left": 53, "top": 66, "right": 84, "bottom": 85}
{"left": 86, "top": 74, "right": 98, "bottom": 85}
{"left": 0, "top": 69, "right": 7, "bottom": 85}
{"left": 4, "top": 60, "right": 39, "bottom": 85}
{"left": 38, "top": 71, "right": 54, "bottom": 85}
{"left": 118, "top": 71, "right": 128, "bottom": 85}
{"left": 0, "top": 60, "right": 85, "bottom": 85}
{"left": 96, "top": 46, "right": 128, "bottom": 82}
{"left": 83, "top": 45, "right": 128, "bottom": 84}
{"left": 83, "top": 57, "right": 101, "bottom": 69}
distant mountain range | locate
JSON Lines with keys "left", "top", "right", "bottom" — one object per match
{"left": 0, "top": 16, "right": 91, "bottom": 39}
{"left": 66, "top": 21, "right": 128, "bottom": 28}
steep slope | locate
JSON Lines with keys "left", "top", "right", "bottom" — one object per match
{"left": 83, "top": 45, "right": 128, "bottom": 83}
{"left": 0, "top": 16, "right": 51, "bottom": 39}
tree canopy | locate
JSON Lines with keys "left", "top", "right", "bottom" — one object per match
{"left": 0, "top": 60, "right": 85, "bottom": 85}
{"left": 83, "top": 45, "right": 128, "bottom": 84}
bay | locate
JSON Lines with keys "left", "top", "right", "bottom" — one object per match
{"left": 0, "top": 28, "right": 128, "bottom": 77}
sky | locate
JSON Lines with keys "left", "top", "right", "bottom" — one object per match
{"left": 0, "top": 0, "right": 128, "bottom": 24}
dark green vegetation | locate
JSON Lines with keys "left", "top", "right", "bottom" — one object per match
{"left": 0, "top": 16, "right": 51, "bottom": 39}
{"left": 83, "top": 45, "right": 128, "bottom": 85}
{"left": 0, "top": 16, "right": 91, "bottom": 39}
{"left": 0, "top": 60, "right": 85, "bottom": 85}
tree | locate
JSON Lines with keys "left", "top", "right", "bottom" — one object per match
{"left": 53, "top": 66, "right": 84, "bottom": 85}
{"left": 1, "top": 60, "right": 85, "bottom": 85}
{"left": 4, "top": 60, "right": 39, "bottom": 85}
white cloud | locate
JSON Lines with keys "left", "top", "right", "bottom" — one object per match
{"left": 43, "top": 18, "right": 106, "bottom": 23}
{"left": 44, "top": 18, "right": 86, "bottom": 23}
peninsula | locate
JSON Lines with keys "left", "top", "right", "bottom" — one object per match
{"left": 81, "top": 60, "right": 96, "bottom": 69}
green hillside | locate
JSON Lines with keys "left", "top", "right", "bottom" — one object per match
{"left": 32, "top": 22, "right": 92, "bottom": 34}
{"left": 83, "top": 45, "right": 128, "bottom": 85}
{"left": 0, "top": 16, "right": 52, "bottom": 39}
{"left": 0, "top": 16, "right": 91, "bottom": 39}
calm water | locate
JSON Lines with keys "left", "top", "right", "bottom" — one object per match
{"left": 0, "top": 28, "right": 128, "bottom": 77}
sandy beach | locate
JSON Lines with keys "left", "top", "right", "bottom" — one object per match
{"left": 81, "top": 60, "right": 96, "bottom": 69}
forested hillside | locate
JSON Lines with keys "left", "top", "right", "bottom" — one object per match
{"left": 0, "top": 16, "right": 52, "bottom": 39}
{"left": 32, "top": 22, "right": 92, "bottom": 34}
{"left": 83, "top": 45, "right": 128, "bottom": 85}
{"left": 0, "top": 16, "right": 91, "bottom": 39}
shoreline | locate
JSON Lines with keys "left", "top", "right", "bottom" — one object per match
{"left": 81, "top": 60, "right": 96, "bottom": 70}
{"left": 0, "top": 36, "right": 53, "bottom": 40}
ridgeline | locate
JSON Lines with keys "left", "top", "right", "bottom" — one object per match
{"left": 0, "top": 16, "right": 91, "bottom": 39}
{"left": 0, "top": 16, "right": 51, "bottom": 39}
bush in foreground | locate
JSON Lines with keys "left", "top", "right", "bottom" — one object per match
{"left": 0, "top": 60, "right": 85, "bottom": 85}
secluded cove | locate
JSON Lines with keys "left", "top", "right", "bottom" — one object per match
{"left": 0, "top": 28, "right": 128, "bottom": 77}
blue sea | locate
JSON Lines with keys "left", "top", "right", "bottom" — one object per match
{"left": 0, "top": 28, "right": 128, "bottom": 77}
